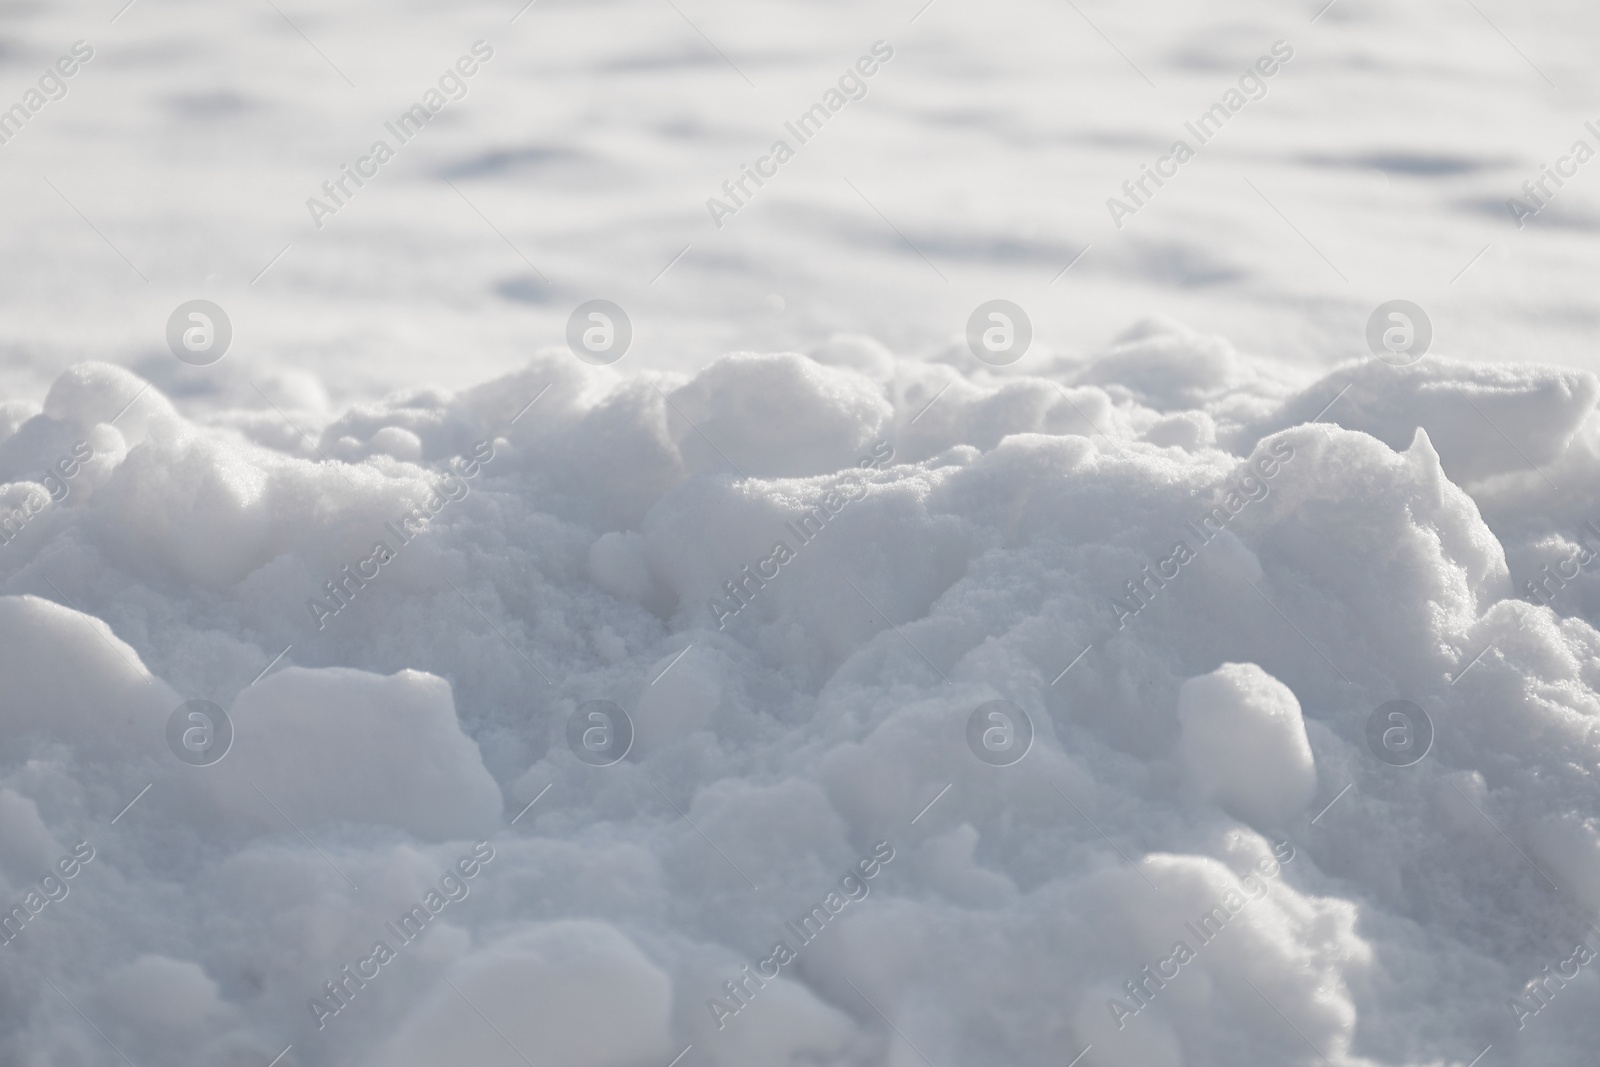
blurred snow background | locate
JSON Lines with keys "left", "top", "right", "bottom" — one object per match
{"left": 0, "top": 0, "right": 1597, "bottom": 400}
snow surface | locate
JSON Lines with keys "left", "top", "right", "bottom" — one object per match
{"left": 4, "top": 1, "right": 1600, "bottom": 1066}
{"left": 9, "top": 331, "right": 1600, "bottom": 1066}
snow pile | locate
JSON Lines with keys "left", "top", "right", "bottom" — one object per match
{"left": 5, "top": 319, "right": 1600, "bottom": 1065}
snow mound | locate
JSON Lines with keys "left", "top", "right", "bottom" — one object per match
{"left": 6, "top": 330, "right": 1600, "bottom": 1066}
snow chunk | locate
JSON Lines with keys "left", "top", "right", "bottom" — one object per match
{"left": 1177, "top": 663, "right": 1317, "bottom": 827}
{"left": 0, "top": 595, "right": 176, "bottom": 759}
{"left": 215, "top": 667, "right": 501, "bottom": 841}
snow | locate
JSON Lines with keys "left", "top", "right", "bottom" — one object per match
{"left": 7, "top": 332, "right": 1600, "bottom": 1064}
{"left": 5, "top": 0, "right": 1600, "bottom": 1064}
{"left": 1178, "top": 662, "right": 1318, "bottom": 827}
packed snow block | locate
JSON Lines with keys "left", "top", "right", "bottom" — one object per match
{"left": 0, "top": 595, "right": 177, "bottom": 761}
{"left": 660, "top": 353, "right": 892, "bottom": 478}
{"left": 1244, "top": 357, "right": 1599, "bottom": 487}
{"left": 217, "top": 667, "right": 500, "bottom": 841}
{"left": 1177, "top": 663, "right": 1316, "bottom": 826}
{"left": 371, "top": 921, "right": 672, "bottom": 1067}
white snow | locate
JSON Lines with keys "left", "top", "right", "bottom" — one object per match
{"left": 1178, "top": 662, "right": 1318, "bottom": 827}
{"left": 5, "top": 329, "right": 1600, "bottom": 1065}
{"left": 5, "top": 1, "right": 1600, "bottom": 1064}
